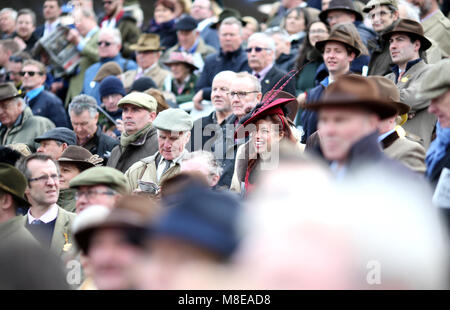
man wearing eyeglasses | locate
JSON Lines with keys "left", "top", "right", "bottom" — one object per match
{"left": 246, "top": 32, "right": 296, "bottom": 97}
{"left": 21, "top": 59, "right": 70, "bottom": 128}
{"left": 16, "top": 154, "right": 76, "bottom": 256}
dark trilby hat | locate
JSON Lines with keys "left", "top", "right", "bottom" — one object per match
{"left": 0, "top": 163, "right": 30, "bottom": 207}
{"left": 0, "top": 82, "right": 21, "bottom": 102}
{"left": 381, "top": 18, "right": 432, "bottom": 51}
{"left": 130, "top": 33, "right": 165, "bottom": 52}
{"left": 34, "top": 127, "right": 77, "bottom": 145}
{"left": 175, "top": 15, "right": 198, "bottom": 31}
{"left": 58, "top": 145, "right": 97, "bottom": 171}
{"left": 319, "top": 0, "right": 364, "bottom": 24}
{"left": 210, "top": 8, "right": 246, "bottom": 29}
{"left": 315, "top": 27, "right": 361, "bottom": 57}
{"left": 305, "top": 74, "right": 398, "bottom": 120}
{"left": 368, "top": 76, "right": 410, "bottom": 115}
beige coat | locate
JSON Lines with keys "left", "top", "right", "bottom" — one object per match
{"left": 122, "top": 63, "right": 170, "bottom": 90}
{"left": 385, "top": 60, "right": 436, "bottom": 148}
{"left": 124, "top": 151, "right": 187, "bottom": 191}
{"left": 422, "top": 10, "right": 450, "bottom": 57}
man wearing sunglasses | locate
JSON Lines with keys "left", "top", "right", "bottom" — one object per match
{"left": 246, "top": 32, "right": 296, "bottom": 97}
{"left": 16, "top": 153, "right": 76, "bottom": 257}
{"left": 97, "top": 0, "right": 140, "bottom": 59}
{"left": 21, "top": 59, "right": 70, "bottom": 128}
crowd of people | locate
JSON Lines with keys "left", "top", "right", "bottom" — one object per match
{"left": 0, "top": 0, "right": 450, "bottom": 290}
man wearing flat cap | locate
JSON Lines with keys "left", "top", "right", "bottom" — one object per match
{"left": 35, "top": 127, "right": 77, "bottom": 160}
{"left": 162, "top": 15, "right": 216, "bottom": 72}
{"left": 69, "top": 166, "right": 130, "bottom": 214}
{"left": 125, "top": 108, "right": 193, "bottom": 191}
{"left": 122, "top": 33, "right": 170, "bottom": 91}
{"left": 384, "top": 19, "right": 435, "bottom": 148}
{"left": 107, "top": 92, "right": 159, "bottom": 173}
{"left": 0, "top": 163, "right": 38, "bottom": 246}
{"left": 416, "top": 58, "right": 450, "bottom": 186}
{"left": 0, "top": 83, "right": 55, "bottom": 152}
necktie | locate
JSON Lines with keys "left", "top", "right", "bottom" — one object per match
{"left": 255, "top": 73, "right": 261, "bottom": 79}
{"left": 161, "top": 159, "right": 172, "bottom": 176}
{"left": 31, "top": 219, "right": 44, "bottom": 225}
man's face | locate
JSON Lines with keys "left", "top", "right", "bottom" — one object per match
{"left": 6, "top": 61, "right": 22, "bottom": 85}
{"left": 75, "top": 185, "right": 117, "bottom": 213}
{"left": 43, "top": 0, "right": 61, "bottom": 22}
{"left": 368, "top": 5, "right": 399, "bottom": 33}
{"left": 389, "top": 33, "right": 420, "bottom": 66}
{"left": 98, "top": 32, "right": 121, "bottom": 58}
{"left": 326, "top": 10, "right": 355, "bottom": 28}
{"left": 102, "top": 94, "right": 123, "bottom": 113}
{"left": 246, "top": 38, "right": 274, "bottom": 73}
{"left": 158, "top": 130, "right": 190, "bottom": 160}
{"left": 73, "top": 10, "right": 91, "bottom": 36}
{"left": 323, "top": 42, "right": 354, "bottom": 76}
{"left": 0, "top": 45, "right": 9, "bottom": 67}
{"left": 271, "top": 34, "right": 290, "bottom": 59}
{"left": 25, "top": 159, "right": 60, "bottom": 207}
{"left": 190, "top": 0, "right": 213, "bottom": 20}
{"left": 0, "top": 98, "right": 22, "bottom": 128}
{"left": 177, "top": 30, "right": 197, "bottom": 50}
{"left": 88, "top": 228, "right": 142, "bottom": 290}
{"left": 58, "top": 162, "right": 80, "bottom": 190}
{"left": 103, "top": 0, "right": 120, "bottom": 16}
{"left": 37, "top": 140, "right": 66, "bottom": 160}
{"left": 181, "top": 157, "right": 219, "bottom": 187}
{"left": 136, "top": 50, "right": 160, "bottom": 69}
{"left": 21, "top": 64, "right": 46, "bottom": 90}
{"left": 219, "top": 23, "right": 243, "bottom": 53}
{"left": 408, "top": 0, "right": 433, "bottom": 16}
{"left": 121, "top": 104, "right": 155, "bottom": 135}
{"left": 229, "top": 77, "right": 261, "bottom": 119}
{"left": 318, "top": 107, "right": 379, "bottom": 163}
{"left": 16, "top": 14, "right": 35, "bottom": 40}
{"left": 428, "top": 89, "right": 450, "bottom": 128}
{"left": 211, "top": 77, "right": 232, "bottom": 113}
{"left": 0, "top": 11, "right": 16, "bottom": 34}
{"left": 70, "top": 110, "right": 99, "bottom": 142}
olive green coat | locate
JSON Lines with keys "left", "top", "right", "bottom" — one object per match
{"left": 0, "top": 216, "right": 39, "bottom": 247}
{"left": 422, "top": 10, "right": 450, "bottom": 57}
{"left": 57, "top": 188, "right": 77, "bottom": 213}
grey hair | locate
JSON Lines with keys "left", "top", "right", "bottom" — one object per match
{"left": 72, "top": 7, "right": 97, "bottom": 20}
{"left": 220, "top": 16, "right": 243, "bottom": 36}
{"left": 98, "top": 27, "right": 122, "bottom": 45}
{"left": 181, "top": 150, "right": 223, "bottom": 177}
{"left": 16, "top": 153, "right": 60, "bottom": 183}
{"left": 398, "top": 0, "right": 420, "bottom": 21}
{"left": 213, "top": 70, "right": 236, "bottom": 83}
{"left": 14, "top": 97, "right": 26, "bottom": 112}
{"left": 248, "top": 32, "right": 277, "bottom": 56}
{"left": 68, "top": 94, "right": 99, "bottom": 118}
{"left": 0, "top": 8, "right": 17, "bottom": 20}
{"left": 235, "top": 71, "right": 262, "bottom": 93}
{"left": 265, "top": 28, "right": 290, "bottom": 42}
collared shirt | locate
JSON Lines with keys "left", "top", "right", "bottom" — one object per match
{"left": 252, "top": 64, "right": 273, "bottom": 82}
{"left": 378, "top": 128, "right": 396, "bottom": 143}
{"left": 421, "top": 9, "right": 439, "bottom": 23}
{"left": 27, "top": 204, "right": 59, "bottom": 224}
{"left": 156, "top": 149, "right": 187, "bottom": 181}
{"left": 25, "top": 86, "right": 45, "bottom": 102}
{"left": 330, "top": 161, "right": 347, "bottom": 180}
{"left": 197, "top": 17, "right": 216, "bottom": 32}
{"left": 135, "top": 63, "right": 158, "bottom": 80}
{"left": 77, "top": 26, "right": 99, "bottom": 52}
{"left": 43, "top": 19, "right": 60, "bottom": 37}
{"left": 179, "top": 38, "right": 200, "bottom": 54}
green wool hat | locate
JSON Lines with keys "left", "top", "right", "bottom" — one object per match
{"left": 117, "top": 92, "right": 158, "bottom": 112}
{"left": 152, "top": 108, "right": 193, "bottom": 132}
{"left": 69, "top": 166, "right": 130, "bottom": 195}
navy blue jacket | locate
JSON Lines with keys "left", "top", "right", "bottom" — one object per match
{"left": 195, "top": 47, "right": 250, "bottom": 100}
{"left": 261, "top": 65, "right": 297, "bottom": 97}
{"left": 28, "top": 90, "right": 70, "bottom": 128}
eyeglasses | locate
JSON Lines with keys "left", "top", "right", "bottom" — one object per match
{"left": 228, "top": 91, "right": 259, "bottom": 98}
{"left": 369, "top": 10, "right": 392, "bottom": 20}
{"left": 20, "top": 71, "right": 44, "bottom": 77}
{"left": 75, "top": 189, "right": 117, "bottom": 200}
{"left": 98, "top": 41, "right": 113, "bottom": 47}
{"left": 245, "top": 47, "right": 271, "bottom": 53}
{"left": 9, "top": 55, "right": 25, "bottom": 62}
{"left": 309, "top": 29, "right": 328, "bottom": 34}
{"left": 28, "top": 174, "right": 59, "bottom": 183}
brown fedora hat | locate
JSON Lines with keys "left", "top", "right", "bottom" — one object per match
{"left": 58, "top": 145, "right": 97, "bottom": 171}
{"left": 93, "top": 61, "right": 123, "bottom": 82}
{"left": 382, "top": 18, "right": 432, "bottom": 51}
{"left": 305, "top": 74, "right": 398, "bottom": 119}
{"left": 315, "top": 27, "right": 361, "bottom": 57}
{"left": 0, "top": 163, "right": 30, "bottom": 207}
{"left": 130, "top": 33, "right": 165, "bottom": 52}
{"left": 367, "top": 76, "right": 410, "bottom": 115}
{"left": 319, "top": 0, "right": 363, "bottom": 24}
{"left": 0, "top": 82, "right": 21, "bottom": 102}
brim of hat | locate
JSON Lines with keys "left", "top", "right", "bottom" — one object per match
{"left": 394, "top": 101, "right": 410, "bottom": 115}
{"left": 58, "top": 158, "right": 96, "bottom": 171}
{"left": 416, "top": 87, "right": 448, "bottom": 102}
{"left": 34, "top": 137, "right": 72, "bottom": 144}
{"left": 175, "top": 26, "right": 197, "bottom": 31}
{"left": 163, "top": 60, "right": 198, "bottom": 71}
{"left": 0, "top": 93, "right": 21, "bottom": 102}
{"left": 315, "top": 39, "right": 361, "bottom": 57}
{"left": 130, "top": 44, "right": 165, "bottom": 51}
{"left": 0, "top": 183, "right": 30, "bottom": 208}
{"left": 117, "top": 100, "right": 155, "bottom": 111}
{"left": 319, "top": 8, "right": 363, "bottom": 24}
{"left": 381, "top": 30, "right": 432, "bottom": 51}
{"left": 210, "top": 18, "right": 247, "bottom": 29}
{"left": 305, "top": 98, "right": 398, "bottom": 120}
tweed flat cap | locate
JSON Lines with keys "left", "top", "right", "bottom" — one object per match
{"left": 416, "top": 59, "right": 450, "bottom": 101}
{"left": 34, "top": 127, "right": 77, "bottom": 145}
{"left": 69, "top": 166, "right": 130, "bottom": 195}
{"left": 0, "top": 82, "right": 21, "bottom": 102}
{"left": 152, "top": 108, "right": 193, "bottom": 132}
{"left": 363, "top": 0, "right": 398, "bottom": 13}
{"left": 0, "top": 163, "right": 30, "bottom": 207}
{"left": 117, "top": 92, "right": 158, "bottom": 112}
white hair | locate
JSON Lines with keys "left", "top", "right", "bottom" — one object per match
{"left": 398, "top": 0, "right": 421, "bottom": 21}
{"left": 0, "top": 8, "right": 17, "bottom": 20}
{"left": 212, "top": 70, "right": 236, "bottom": 84}
{"left": 248, "top": 32, "right": 276, "bottom": 56}
{"left": 99, "top": 27, "right": 122, "bottom": 45}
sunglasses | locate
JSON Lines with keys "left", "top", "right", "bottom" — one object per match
{"left": 245, "top": 47, "right": 270, "bottom": 53}
{"left": 98, "top": 41, "right": 113, "bottom": 46}
{"left": 20, "top": 71, "right": 44, "bottom": 77}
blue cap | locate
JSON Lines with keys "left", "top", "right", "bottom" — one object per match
{"left": 34, "top": 127, "right": 77, "bottom": 145}
{"left": 99, "top": 76, "right": 126, "bottom": 99}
